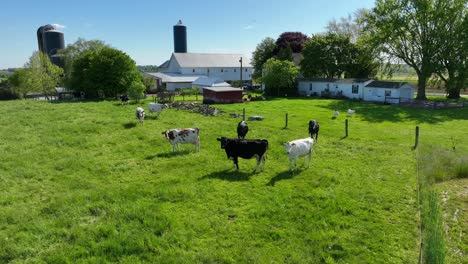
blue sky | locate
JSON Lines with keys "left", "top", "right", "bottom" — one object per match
{"left": 0, "top": 0, "right": 375, "bottom": 69}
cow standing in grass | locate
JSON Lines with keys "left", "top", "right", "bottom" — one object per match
{"left": 162, "top": 128, "right": 200, "bottom": 152}
{"left": 135, "top": 107, "right": 145, "bottom": 124}
{"left": 308, "top": 120, "right": 319, "bottom": 142}
{"left": 217, "top": 137, "right": 268, "bottom": 173}
{"left": 148, "top": 103, "right": 167, "bottom": 118}
{"left": 284, "top": 137, "right": 314, "bottom": 173}
{"left": 237, "top": 121, "right": 249, "bottom": 139}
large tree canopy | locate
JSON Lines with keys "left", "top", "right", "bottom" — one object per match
{"left": 366, "top": 0, "right": 453, "bottom": 100}
{"left": 251, "top": 37, "right": 276, "bottom": 79}
{"left": 262, "top": 58, "right": 299, "bottom": 96}
{"left": 70, "top": 47, "right": 140, "bottom": 97}
{"left": 275, "top": 32, "right": 310, "bottom": 53}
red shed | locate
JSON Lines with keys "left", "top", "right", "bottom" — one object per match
{"left": 203, "top": 86, "right": 243, "bottom": 104}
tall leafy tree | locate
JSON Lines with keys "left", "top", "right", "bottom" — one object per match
{"left": 262, "top": 58, "right": 299, "bottom": 96}
{"left": 251, "top": 37, "right": 276, "bottom": 79}
{"left": 366, "top": 0, "right": 451, "bottom": 100}
{"left": 275, "top": 32, "right": 310, "bottom": 53}
{"left": 59, "top": 38, "right": 109, "bottom": 87}
{"left": 70, "top": 47, "right": 140, "bottom": 97}
{"left": 326, "top": 9, "right": 369, "bottom": 44}
{"left": 276, "top": 43, "right": 293, "bottom": 62}
{"left": 434, "top": 0, "right": 468, "bottom": 98}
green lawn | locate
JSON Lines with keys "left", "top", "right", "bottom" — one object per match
{"left": 0, "top": 98, "right": 467, "bottom": 263}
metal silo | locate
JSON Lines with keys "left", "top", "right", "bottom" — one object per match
{"left": 37, "top": 24, "right": 55, "bottom": 53}
{"left": 36, "top": 24, "right": 65, "bottom": 67}
{"left": 173, "top": 20, "right": 187, "bottom": 53}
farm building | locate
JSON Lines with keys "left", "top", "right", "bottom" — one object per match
{"left": 202, "top": 86, "right": 243, "bottom": 104}
{"left": 297, "top": 78, "right": 414, "bottom": 104}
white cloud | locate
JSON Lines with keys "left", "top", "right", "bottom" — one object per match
{"left": 243, "top": 24, "right": 254, "bottom": 30}
{"left": 51, "top": 23, "right": 66, "bottom": 30}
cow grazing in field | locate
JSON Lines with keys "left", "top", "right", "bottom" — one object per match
{"left": 120, "top": 94, "right": 129, "bottom": 105}
{"left": 148, "top": 103, "right": 167, "bottom": 117}
{"left": 347, "top": 109, "right": 356, "bottom": 116}
{"left": 135, "top": 107, "right": 145, "bottom": 124}
{"left": 308, "top": 120, "right": 319, "bottom": 142}
{"left": 216, "top": 137, "right": 268, "bottom": 173}
{"left": 237, "top": 120, "right": 249, "bottom": 139}
{"left": 333, "top": 109, "right": 339, "bottom": 118}
{"left": 162, "top": 128, "right": 200, "bottom": 152}
{"left": 284, "top": 137, "right": 314, "bottom": 172}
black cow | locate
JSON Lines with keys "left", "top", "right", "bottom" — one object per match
{"left": 119, "top": 94, "right": 129, "bottom": 104}
{"left": 237, "top": 120, "right": 249, "bottom": 139}
{"left": 308, "top": 120, "right": 319, "bottom": 142}
{"left": 216, "top": 137, "right": 268, "bottom": 173}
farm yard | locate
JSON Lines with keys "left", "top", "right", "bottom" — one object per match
{"left": 0, "top": 98, "right": 467, "bottom": 263}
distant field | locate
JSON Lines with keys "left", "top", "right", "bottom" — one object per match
{"left": 0, "top": 98, "right": 467, "bottom": 262}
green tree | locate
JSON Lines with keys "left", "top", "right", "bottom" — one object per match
{"left": 434, "top": 0, "right": 468, "bottom": 99}
{"left": 301, "top": 33, "right": 356, "bottom": 78}
{"left": 251, "top": 37, "right": 276, "bottom": 79}
{"left": 9, "top": 52, "right": 63, "bottom": 99}
{"left": 59, "top": 38, "right": 109, "bottom": 88}
{"left": 276, "top": 43, "right": 293, "bottom": 62}
{"left": 262, "top": 58, "right": 299, "bottom": 96}
{"left": 141, "top": 74, "right": 156, "bottom": 93}
{"left": 366, "top": 0, "right": 451, "bottom": 100}
{"left": 70, "top": 47, "right": 140, "bottom": 97}
{"left": 128, "top": 80, "right": 145, "bottom": 102}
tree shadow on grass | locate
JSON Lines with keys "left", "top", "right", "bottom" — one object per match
{"left": 267, "top": 170, "right": 297, "bottom": 186}
{"left": 123, "top": 122, "right": 137, "bottom": 129}
{"left": 146, "top": 150, "right": 191, "bottom": 159}
{"left": 199, "top": 169, "right": 253, "bottom": 182}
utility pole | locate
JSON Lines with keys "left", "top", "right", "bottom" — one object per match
{"left": 239, "top": 57, "right": 243, "bottom": 87}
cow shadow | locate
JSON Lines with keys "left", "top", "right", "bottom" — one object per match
{"left": 267, "top": 170, "right": 299, "bottom": 186}
{"left": 199, "top": 169, "right": 252, "bottom": 182}
{"left": 123, "top": 122, "right": 137, "bottom": 129}
{"left": 146, "top": 150, "right": 191, "bottom": 159}
{"left": 145, "top": 115, "right": 159, "bottom": 120}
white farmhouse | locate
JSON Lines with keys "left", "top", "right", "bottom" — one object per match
{"left": 147, "top": 53, "right": 252, "bottom": 91}
{"left": 297, "top": 78, "right": 414, "bottom": 104}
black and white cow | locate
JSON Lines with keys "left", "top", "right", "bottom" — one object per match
{"left": 237, "top": 120, "right": 249, "bottom": 139}
{"left": 120, "top": 94, "right": 129, "bottom": 104}
{"left": 216, "top": 137, "right": 268, "bottom": 173}
{"left": 162, "top": 128, "right": 200, "bottom": 152}
{"left": 308, "top": 120, "right": 319, "bottom": 142}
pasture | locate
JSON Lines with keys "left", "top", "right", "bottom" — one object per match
{"left": 0, "top": 98, "right": 467, "bottom": 263}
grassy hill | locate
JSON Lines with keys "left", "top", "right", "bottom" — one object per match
{"left": 0, "top": 98, "right": 466, "bottom": 263}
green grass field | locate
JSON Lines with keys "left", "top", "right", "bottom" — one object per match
{"left": 0, "top": 98, "right": 467, "bottom": 263}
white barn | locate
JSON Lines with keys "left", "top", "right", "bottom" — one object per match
{"left": 297, "top": 78, "right": 414, "bottom": 104}
{"left": 147, "top": 53, "right": 253, "bottom": 91}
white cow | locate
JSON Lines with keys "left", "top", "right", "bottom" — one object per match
{"left": 135, "top": 107, "right": 145, "bottom": 124}
{"left": 148, "top": 103, "right": 167, "bottom": 117}
{"left": 162, "top": 128, "right": 200, "bottom": 152}
{"left": 284, "top": 137, "right": 314, "bottom": 172}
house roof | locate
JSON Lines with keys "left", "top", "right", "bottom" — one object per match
{"left": 172, "top": 53, "right": 252, "bottom": 68}
{"left": 203, "top": 86, "right": 243, "bottom": 92}
{"left": 158, "top": 60, "right": 170, "bottom": 68}
{"left": 298, "top": 78, "right": 372, "bottom": 84}
{"left": 365, "top": 81, "right": 410, "bottom": 89}
{"left": 145, "top": 72, "right": 203, "bottom": 83}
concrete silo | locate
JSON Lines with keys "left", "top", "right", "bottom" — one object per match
{"left": 173, "top": 20, "right": 187, "bottom": 53}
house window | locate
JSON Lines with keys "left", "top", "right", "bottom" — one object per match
{"left": 207, "top": 69, "right": 210, "bottom": 73}
{"left": 221, "top": 69, "right": 224, "bottom": 72}
{"left": 385, "top": 90, "right": 391, "bottom": 97}
{"left": 245, "top": 69, "right": 248, "bottom": 72}
{"left": 309, "top": 83, "right": 313, "bottom": 91}
{"left": 234, "top": 69, "right": 237, "bottom": 72}
{"left": 352, "top": 85, "right": 359, "bottom": 94}
{"left": 192, "top": 69, "right": 195, "bottom": 73}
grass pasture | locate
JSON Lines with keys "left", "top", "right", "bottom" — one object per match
{"left": 0, "top": 98, "right": 467, "bottom": 263}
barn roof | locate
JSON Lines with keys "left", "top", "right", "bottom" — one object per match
{"left": 192, "top": 76, "right": 230, "bottom": 87}
{"left": 365, "top": 81, "right": 410, "bottom": 89}
{"left": 172, "top": 53, "right": 252, "bottom": 68}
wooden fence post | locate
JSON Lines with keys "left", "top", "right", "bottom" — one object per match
{"left": 243, "top": 108, "right": 246, "bottom": 121}
{"left": 285, "top": 113, "right": 288, "bottom": 128}
{"left": 345, "top": 119, "right": 349, "bottom": 137}
{"left": 414, "top": 126, "right": 419, "bottom": 149}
